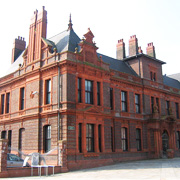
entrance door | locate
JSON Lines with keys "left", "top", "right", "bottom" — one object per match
{"left": 162, "top": 131, "right": 169, "bottom": 157}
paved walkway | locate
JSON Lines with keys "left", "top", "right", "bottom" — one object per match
{"left": 2, "top": 158, "right": 180, "bottom": 180}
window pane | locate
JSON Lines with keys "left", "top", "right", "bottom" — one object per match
{"left": 45, "top": 125, "right": 51, "bottom": 152}
{"left": 85, "top": 80, "right": 93, "bottom": 104}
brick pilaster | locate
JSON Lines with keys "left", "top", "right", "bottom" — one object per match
{"left": 0, "top": 139, "right": 8, "bottom": 173}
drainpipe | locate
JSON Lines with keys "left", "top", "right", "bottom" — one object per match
{"left": 58, "top": 64, "right": 61, "bottom": 141}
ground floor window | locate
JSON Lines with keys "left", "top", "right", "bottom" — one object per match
{"left": 86, "top": 124, "right": 94, "bottom": 152}
{"left": 121, "top": 127, "right": 128, "bottom": 151}
{"left": 136, "top": 128, "right": 141, "bottom": 151}
{"left": 44, "top": 125, "right": 51, "bottom": 152}
{"left": 177, "top": 131, "right": 180, "bottom": 149}
{"left": 1, "top": 130, "right": 6, "bottom": 139}
{"left": 78, "top": 123, "right": 82, "bottom": 153}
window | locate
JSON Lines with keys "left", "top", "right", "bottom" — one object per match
{"left": 121, "top": 91, "right": 127, "bottom": 112}
{"left": 44, "top": 125, "right": 51, "bottom": 152}
{"left": 6, "top": 93, "right": 10, "bottom": 113}
{"left": 151, "top": 97, "right": 154, "bottom": 113}
{"left": 46, "top": 80, "right": 51, "bottom": 104}
{"left": 1, "top": 130, "right": 6, "bottom": 139}
{"left": 98, "top": 125, "right": 102, "bottom": 152}
{"left": 97, "top": 82, "right": 100, "bottom": 106}
{"left": 176, "top": 103, "right": 179, "bottom": 119}
{"left": 8, "top": 130, "right": 12, "bottom": 151}
{"left": 1, "top": 94, "right": 5, "bottom": 114}
{"left": 78, "top": 78, "right": 82, "bottom": 103}
{"left": 153, "top": 73, "right": 156, "bottom": 81}
{"left": 177, "top": 131, "right": 180, "bottom": 149}
{"left": 150, "top": 72, "right": 153, "bottom": 80}
{"left": 150, "top": 71, "right": 156, "bottom": 81}
{"left": 111, "top": 127, "right": 115, "bottom": 152}
{"left": 136, "top": 128, "right": 141, "bottom": 151}
{"left": 85, "top": 80, "right": 93, "bottom": 104}
{"left": 166, "top": 101, "right": 170, "bottom": 115}
{"left": 20, "top": 87, "right": 25, "bottom": 110}
{"left": 156, "top": 98, "right": 159, "bottom": 113}
{"left": 78, "top": 123, "right": 82, "bottom": 153}
{"left": 110, "top": 88, "right": 113, "bottom": 110}
{"left": 86, "top": 124, "right": 94, "bottom": 152}
{"left": 135, "top": 94, "right": 140, "bottom": 113}
{"left": 121, "top": 127, "right": 128, "bottom": 151}
{"left": 18, "top": 128, "right": 25, "bottom": 156}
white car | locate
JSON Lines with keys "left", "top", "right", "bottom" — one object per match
{"left": 7, "top": 153, "right": 30, "bottom": 168}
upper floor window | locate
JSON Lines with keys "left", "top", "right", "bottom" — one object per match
{"left": 78, "top": 78, "right": 82, "bottom": 103}
{"left": 151, "top": 97, "right": 154, "bottom": 113}
{"left": 85, "top": 80, "right": 93, "bottom": 104}
{"left": 86, "top": 124, "right": 94, "bottom": 152}
{"left": 1, "top": 94, "right": 5, "bottom": 114}
{"left": 46, "top": 79, "right": 51, "bottom": 104}
{"left": 6, "top": 93, "right": 10, "bottom": 113}
{"left": 156, "top": 98, "right": 159, "bottom": 113}
{"left": 136, "top": 128, "right": 141, "bottom": 151}
{"left": 150, "top": 71, "right": 156, "bottom": 81}
{"left": 97, "top": 82, "right": 100, "bottom": 106}
{"left": 121, "top": 127, "right": 128, "bottom": 151}
{"left": 44, "top": 125, "right": 51, "bottom": 152}
{"left": 20, "top": 87, "right": 25, "bottom": 110}
{"left": 166, "top": 101, "right": 170, "bottom": 115}
{"left": 110, "top": 88, "right": 113, "bottom": 110}
{"left": 135, "top": 94, "right": 140, "bottom": 113}
{"left": 176, "top": 103, "right": 179, "bottom": 119}
{"left": 121, "top": 91, "right": 127, "bottom": 112}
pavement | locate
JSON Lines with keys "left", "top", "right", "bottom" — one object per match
{"left": 2, "top": 158, "right": 180, "bottom": 180}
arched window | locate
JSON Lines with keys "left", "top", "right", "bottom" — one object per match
{"left": 44, "top": 125, "right": 51, "bottom": 152}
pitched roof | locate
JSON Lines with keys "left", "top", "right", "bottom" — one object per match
{"left": 49, "top": 29, "right": 81, "bottom": 53}
{"left": 168, "top": 73, "right": 180, "bottom": 82}
{"left": 97, "top": 53, "right": 138, "bottom": 76}
{"left": 163, "top": 75, "right": 180, "bottom": 89}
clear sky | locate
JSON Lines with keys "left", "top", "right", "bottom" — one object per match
{"left": 0, "top": 0, "right": 180, "bottom": 77}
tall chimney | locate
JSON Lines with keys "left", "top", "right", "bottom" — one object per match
{"left": 28, "top": 6, "right": 47, "bottom": 63}
{"left": 11, "top": 36, "right": 26, "bottom": 64}
{"left": 129, "top": 35, "right": 138, "bottom": 57}
{"left": 146, "top": 42, "right": 156, "bottom": 58}
{"left": 116, "top": 39, "right": 126, "bottom": 60}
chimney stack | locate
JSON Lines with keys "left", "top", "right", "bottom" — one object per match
{"left": 146, "top": 42, "right": 156, "bottom": 58}
{"left": 129, "top": 35, "right": 138, "bottom": 57}
{"left": 11, "top": 36, "right": 26, "bottom": 64}
{"left": 116, "top": 39, "right": 126, "bottom": 60}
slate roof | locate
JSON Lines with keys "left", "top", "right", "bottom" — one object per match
{"left": 97, "top": 53, "right": 138, "bottom": 76}
{"left": 168, "top": 73, "right": 180, "bottom": 82}
{"left": 163, "top": 75, "right": 180, "bottom": 89}
{"left": 48, "top": 29, "right": 81, "bottom": 53}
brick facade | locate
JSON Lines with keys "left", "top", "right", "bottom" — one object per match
{"left": 0, "top": 7, "right": 180, "bottom": 175}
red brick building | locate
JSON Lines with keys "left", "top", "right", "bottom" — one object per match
{"left": 0, "top": 7, "right": 180, "bottom": 171}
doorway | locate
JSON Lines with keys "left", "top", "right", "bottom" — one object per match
{"left": 162, "top": 131, "right": 169, "bottom": 158}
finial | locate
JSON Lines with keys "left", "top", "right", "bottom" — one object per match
{"left": 68, "top": 14, "right": 73, "bottom": 30}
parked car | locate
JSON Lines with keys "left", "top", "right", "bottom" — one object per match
{"left": 7, "top": 153, "right": 30, "bottom": 168}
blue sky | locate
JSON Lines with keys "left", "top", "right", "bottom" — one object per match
{"left": 0, "top": 0, "right": 179, "bottom": 76}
